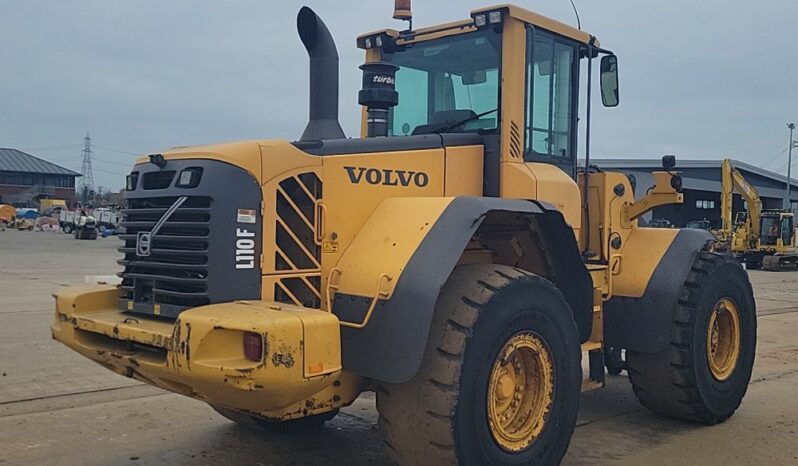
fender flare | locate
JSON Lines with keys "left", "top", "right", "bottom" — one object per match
{"left": 332, "top": 196, "right": 592, "bottom": 383}
{"left": 604, "top": 228, "right": 715, "bottom": 352}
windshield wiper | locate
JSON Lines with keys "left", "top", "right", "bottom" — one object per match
{"left": 438, "top": 108, "right": 499, "bottom": 133}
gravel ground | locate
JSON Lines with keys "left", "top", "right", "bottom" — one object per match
{"left": 1, "top": 230, "right": 797, "bottom": 465}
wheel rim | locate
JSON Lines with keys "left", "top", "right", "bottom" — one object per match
{"left": 706, "top": 298, "right": 742, "bottom": 381}
{"left": 487, "top": 331, "right": 554, "bottom": 452}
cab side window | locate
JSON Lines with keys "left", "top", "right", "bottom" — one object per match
{"left": 782, "top": 216, "right": 794, "bottom": 246}
{"left": 525, "top": 28, "right": 578, "bottom": 162}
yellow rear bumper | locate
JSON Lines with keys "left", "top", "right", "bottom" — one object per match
{"left": 51, "top": 285, "right": 352, "bottom": 419}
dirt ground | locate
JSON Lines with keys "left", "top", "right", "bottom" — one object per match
{"left": 1, "top": 230, "right": 797, "bottom": 465}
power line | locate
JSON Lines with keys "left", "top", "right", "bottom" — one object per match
{"left": 41, "top": 151, "right": 136, "bottom": 167}
{"left": 759, "top": 145, "right": 789, "bottom": 169}
{"left": 93, "top": 158, "right": 135, "bottom": 168}
{"left": 43, "top": 155, "right": 82, "bottom": 161}
{"left": 93, "top": 144, "right": 143, "bottom": 156}
{"left": 64, "top": 164, "right": 128, "bottom": 178}
{"left": 18, "top": 143, "right": 84, "bottom": 152}
{"left": 93, "top": 134, "right": 154, "bottom": 149}
{"left": 0, "top": 136, "right": 60, "bottom": 142}
{"left": 92, "top": 167, "right": 128, "bottom": 177}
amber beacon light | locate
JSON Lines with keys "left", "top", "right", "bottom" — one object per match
{"left": 393, "top": 0, "right": 412, "bottom": 21}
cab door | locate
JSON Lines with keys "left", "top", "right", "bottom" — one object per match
{"left": 524, "top": 27, "right": 580, "bottom": 175}
{"left": 781, "top": 214, "right": 795, "bottom": 248}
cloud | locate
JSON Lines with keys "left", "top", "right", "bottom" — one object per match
{"left": 1, "top": 0, "right": 796, "bottom": 187}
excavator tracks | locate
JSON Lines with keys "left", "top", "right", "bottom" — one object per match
{"left": 762, "top": 254, "right": 798, "bottom": 271}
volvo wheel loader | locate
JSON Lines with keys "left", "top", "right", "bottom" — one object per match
{"left": 51, "top": 3, "right": 757, "bottom": 464}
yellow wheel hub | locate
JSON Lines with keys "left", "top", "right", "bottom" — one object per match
{"left": 707, "top": 298, "right": 742, "bottom": 381}
{"left": 487, "top": 331, "right": 554, "bottom": 452}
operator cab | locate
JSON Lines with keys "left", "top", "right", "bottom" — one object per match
{"left": 761, "top": 211, "right": 795, "bottom": 247}
{"left": 357, "top": 4, "right": 619, "bottom": 176}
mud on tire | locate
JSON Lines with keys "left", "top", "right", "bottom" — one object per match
{"left": 376, "top": 264, "right": 582, "bottom": 466}
{"left": 626, "top": 252, "right": 756, "bottom": 424}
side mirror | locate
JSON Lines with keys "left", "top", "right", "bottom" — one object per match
{"left": 662, "top": 154, "right": 676, "bottom": 171}
{"left": 600, "top": 55, "right": 619, "bottom": 107}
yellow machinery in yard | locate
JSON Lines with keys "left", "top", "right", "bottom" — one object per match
{"left": 0, "top": 204, "right": 33, "bottom": 231}
{"left": 0, "top": 204, "right": 15, "bottom": 230}
{"left": 51, "top": 3, "right": 758, "bottom": 464}
{"left": 39, "top": 198, "right": 67, "bottom": 211}
{"left": 716, "top": 158, "right": 797, "bottom": 270}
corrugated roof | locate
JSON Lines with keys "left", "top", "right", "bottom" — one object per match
{"left": 0, "top": 148, "right": 80, "bottom": 176}
{"left": 585, "top": 158, "right": 798, "bottom": 188}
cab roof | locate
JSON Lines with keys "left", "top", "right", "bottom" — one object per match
{"left": 357, "top": 4, "right": 596, "bottom": 49}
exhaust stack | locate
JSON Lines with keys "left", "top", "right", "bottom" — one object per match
{"left": 297, "top": 7, "right": 345, "bottom": 141}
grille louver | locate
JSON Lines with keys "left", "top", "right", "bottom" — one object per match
{"left": 118, "top": 196, "right": 213, "bottom": 311}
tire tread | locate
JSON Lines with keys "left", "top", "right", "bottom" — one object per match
{"left": 377, "top": 264, "right": 580, "bottom": 465}
{"left": 626, "top": 252, "right": 755, "bottom": 425}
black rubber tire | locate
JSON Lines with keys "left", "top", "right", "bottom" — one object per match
{"left": 211, "top": 405, "right": 339, "bottom": 433}
{"left": 604, "top": 346, "right": 625, "bottom": 375}
{"left": 626, "top": 253, "right": 756, "bottom": 425}
{"left": 376, "top": 264, "right": 582, "bottom": 466}
{"left": 97, "top": 224, "right": 106, "bottom": 233}
{"left": 63, "top": 224, "right": 73, "bottom": 234}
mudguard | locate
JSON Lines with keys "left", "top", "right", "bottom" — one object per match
{"left": 604, "top": 228, "right": 715, "bottom": 352}
{"left": 331, "top": 196, "right": 592, "bottom": 383}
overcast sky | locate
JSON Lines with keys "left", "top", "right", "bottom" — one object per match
{"left": 1, "top": 0, "right": 796, "bottom": 188}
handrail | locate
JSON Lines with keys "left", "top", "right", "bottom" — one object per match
{"left": 325, "top": 268, "right": 393, "bottom": 329}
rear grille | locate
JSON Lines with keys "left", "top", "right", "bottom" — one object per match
{"left": 118, "top": 196, "right": 212, "bottom": 311}
{"left": 273, "top": 172, "right": 323, "bottom": 308}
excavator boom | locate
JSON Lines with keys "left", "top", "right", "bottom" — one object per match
{"left": 720, "top": 158, "right": 762, "bottom": 243}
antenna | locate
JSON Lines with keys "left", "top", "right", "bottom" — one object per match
{"left": 78, "top": 133, "right": 95, "bottom": 204}
{"left": 568, "top": 0, "right": 581, "bottom": 30}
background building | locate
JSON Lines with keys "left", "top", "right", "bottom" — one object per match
{"left": 593, "top": 159, "right": 798, "bottom": 228}
{"left": 0, "top": 148, "right": 80, "bottom": 207}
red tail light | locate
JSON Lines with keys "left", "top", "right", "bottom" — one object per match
{"left": 243, "top": 332, "right": 263, "bottom": 362}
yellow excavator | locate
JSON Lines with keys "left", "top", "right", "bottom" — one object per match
{"left": 716, "top": 159, "right": 797, "bottom": 270}
{"left": 50, "top": 3, "right": 758, "bottom": 464}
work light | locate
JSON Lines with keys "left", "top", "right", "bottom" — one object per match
{"left": 176, "top": 168, "right": 203, "bottom": 188}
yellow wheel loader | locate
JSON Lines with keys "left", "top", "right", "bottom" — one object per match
{"left": 715, "top": 159, "right": 797, "bottom": 270}
{"left": 52, "top": 3, "right": 757, "bottom": 464}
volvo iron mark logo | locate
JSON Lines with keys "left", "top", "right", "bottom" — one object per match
{"left": 344, "top": 166, "right": 429, "bottom": 188}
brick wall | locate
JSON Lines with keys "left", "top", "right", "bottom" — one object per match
{"left": 0, "top": 185, "right": 76, "bottom": 206}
